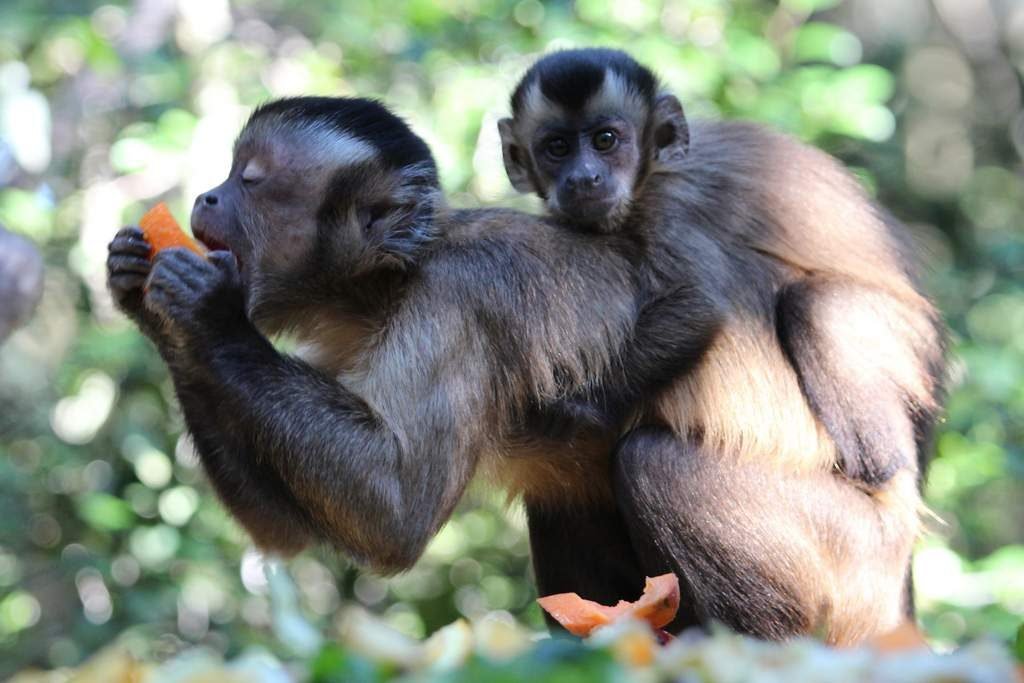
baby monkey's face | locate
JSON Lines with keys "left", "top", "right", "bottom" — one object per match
{"left": 500, "top": 50, "right": 690, "bottom": 235}
{"left": 529, "top": 112, "right": 641, "bottom": 231}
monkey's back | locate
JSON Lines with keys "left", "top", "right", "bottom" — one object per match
{"left": 634, "top": 119, "right": 944, "bottom": 474}
{"left": 409, "top": 208, "right": 647, "bottom": 502}
{"left": 678, "top": 119, "right": 925, "bottom": 298}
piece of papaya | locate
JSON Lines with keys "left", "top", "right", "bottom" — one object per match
{"left": 535, "top": 593, "right": 621, "bottom": 637}
{"left": 626, "top": 574, "right": 681, "bottom": 630}
{"left": 139, "top": 202, "right": 205, "bottom": 260}
{"left": 537, "top": 573, "right": 680, "bottom": 638}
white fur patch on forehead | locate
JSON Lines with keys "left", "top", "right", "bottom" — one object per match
{"left": 584, "top": 70, "right": 649, "bottom": 126}
{"left": 292, "top": 122, "right": 378, "bottom": 168}
{"left": 513, "top": 80, "right": 568, "bottom": 138}
{"left": 241, "top": 115, "right": 379, "bottom": 169}
{"left": 513, "top": 68, "right": 650, "bottom": 138}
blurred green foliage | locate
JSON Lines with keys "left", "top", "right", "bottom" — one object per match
{"left": 0, "top": 0, "right": 1022, "bottom": 677}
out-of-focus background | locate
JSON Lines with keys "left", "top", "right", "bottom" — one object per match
{"left": 0, "top": 0, "right": 1021, "bottom": 676}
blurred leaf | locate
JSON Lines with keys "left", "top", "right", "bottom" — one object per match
{"left": 310, "top": 644, "right": 385, "bottom": 683}
{"left": 77, "top": 493, "right": 135, "bottom": 532}
{"left": 782, "top": 0, "right": 842, "bottom": 11}
{"left": 794, "top": 23, "right": 862, "bottom": 66}
{"left": 0, "top": 189, "right": 54, "bottom": 241}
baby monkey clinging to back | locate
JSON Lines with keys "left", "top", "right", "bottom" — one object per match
{"left": 500, "top": 48, "right": 947, "bottom": 643}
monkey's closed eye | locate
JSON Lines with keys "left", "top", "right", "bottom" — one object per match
{"left": 593, "top": 130, "right": 617, "bottom": 152}
{"left": 241, "top": 160, "right": 267, "bottom": 186}
{"left": 545, "top": 138, "right": 570, "bottom": 159}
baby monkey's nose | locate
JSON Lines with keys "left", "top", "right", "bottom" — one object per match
{"left": 568, "top": 172, "right": 604, "bottom": 191}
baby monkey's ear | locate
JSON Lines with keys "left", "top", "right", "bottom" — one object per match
{"left": 497, "top": 118, "right": 536, "bottom": 194}
{"left": 652, "top": 93, "right": 690, "bottom": 165}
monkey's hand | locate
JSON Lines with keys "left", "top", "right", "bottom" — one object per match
{"left": 107, "top": 226, "right": 164, "bottom": 337}
{"left": 144, "top": 247, "right": 246, "bottom": 347}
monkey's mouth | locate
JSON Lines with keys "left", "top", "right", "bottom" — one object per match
{"left": 197, "top": 234, "right": 229, "bottom": 253}
{"left": 196, "top": 234, "right": 246, "bottom": 277}
{"left": 555, "top": 195, "right": 623, "bottom": 226}
{"left": 193, "top": 229, "right": 236, "bottom": 260}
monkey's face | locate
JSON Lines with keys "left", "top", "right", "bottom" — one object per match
{"left": 529, "top": 116, "right": 641, "bottom": 231}
{"left": 498, "top": 111, "right": 643, "bottom": 233}
{"left": 192, "top": 128, "right": 338, "bottom": 280}
{"left": 191, "top": 100, "right": 439, "bottom": 329}
{"left": 500, "top": 51, "right": 690, "bottom": 233}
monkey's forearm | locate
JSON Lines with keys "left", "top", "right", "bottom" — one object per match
{"left": 170, "top": 373, "right": 318, "bottom": 555}
{"left": 168, "top": 323, "right": 461, "bottom": 570}
{"left": 529, "top": 282, "right": 721, "bottom": 437}
{"left": 620, "top": 282, "right": 721, "bottom": 393}
{"left": 587, "top": 282, "right": 721, "bottom": 419}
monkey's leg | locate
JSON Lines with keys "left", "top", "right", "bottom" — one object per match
{"left": 612, "top": 426, "right": 916, "bottom": 644}
{"left": 525, "top": 497, "right": 644, "bottom": 628}
{"left": 776, "top": 278, "right": 942, "bottom": 487}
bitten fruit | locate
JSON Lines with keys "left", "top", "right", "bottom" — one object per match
{"left": 139, "top": 202, "right": 205, "bottom": 259}
{"left": 537, "top": 573, "right": 681, "bottom": 638}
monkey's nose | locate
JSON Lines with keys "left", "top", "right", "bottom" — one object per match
{"left": 196, "top": 192, "right": 219, "bottom": 207}
{"left": 568, "top": 173, "right": 604, "bottom": 191}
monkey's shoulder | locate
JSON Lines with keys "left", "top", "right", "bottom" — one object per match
{"left": 436, "top": 208, "right": 635, "bottom": 267}
{"left": 411, "top": 208, "right": 637, "bottom": 321}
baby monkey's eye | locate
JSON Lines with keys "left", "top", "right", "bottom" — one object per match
{"left": 545, "top": 138, "right": 570, "bottom": 159}
{"left": 593, "top": 130, "right": 618, "bottom": 151}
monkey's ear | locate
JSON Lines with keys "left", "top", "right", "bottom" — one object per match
{"left": 652, "top": 93, "right": 690, "bottom": 164}
{"left": 360, "top": 166, "right": 440, "bottom": 271}
{"left": 497, "top": 118, "right": 535, "bottom": 194}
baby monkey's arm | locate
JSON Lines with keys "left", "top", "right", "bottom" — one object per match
{"left": 529, "top": 281, "right": 722, "bottom": 438}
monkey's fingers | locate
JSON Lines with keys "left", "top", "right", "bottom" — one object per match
{"left": 109, "top": 227, "right": 152, "bottom": 259}
{"left": 109, "top": 272, "right": 148, "bottom": 294}
{"left": 107, "top": 254, "right": 151, "bottom": 277}
{"left": 207, "top": 250, "right": 241, "bottom": 287}
{"left": 151, "top": 248, "right": 213, "bottom": 290}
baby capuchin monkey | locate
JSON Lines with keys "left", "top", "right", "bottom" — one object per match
{"left": 500, "top": 49, "right": 947, "bottom": 643}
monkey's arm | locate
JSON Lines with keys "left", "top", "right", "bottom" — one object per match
{"left": 776, "top": 278, "right": 943, "bottom": 487}
{"left": 144, "top": 249, "right": 483, "bottom": 571}
{"left": 107, "top": 229, "right": 318, "bottom": 554}
{"left": 531, "top": 281, "right": 722, "bottom": 436}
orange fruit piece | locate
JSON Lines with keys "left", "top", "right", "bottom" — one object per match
{"left": 139, "top": 202, "right": 205, "bottom": 260}
{"left": 627, "top": 574, "right": 681, "bottom": 630}
{"left": 537, "top": 573, "right": 681, "bottom": 638}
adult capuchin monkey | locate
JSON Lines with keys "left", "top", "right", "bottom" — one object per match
{"left": 105, "top": 96, "right": 712, "bottom": 580}
{"left": 498, "top": 48, "right": 947, "bottom": 642}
